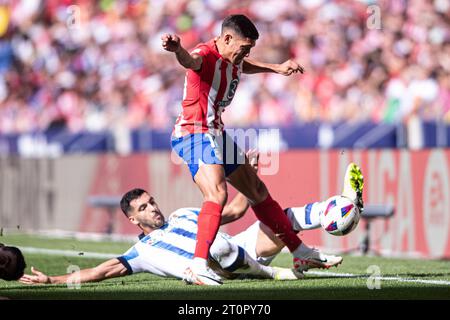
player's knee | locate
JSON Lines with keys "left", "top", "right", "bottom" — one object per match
{"left": 210, "top": 238, "right": 234, "bottom": 259}
{"left": 214, "top": 189, "right": 228, "bottom": 207}
{"left": 209, "top": 236, "right": 241, "bottom": 270}
{"left": 204, "top": 188, "right": 228, "bottom": 207}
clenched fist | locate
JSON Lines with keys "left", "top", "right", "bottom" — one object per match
{"left": 277, "top": 60, "right": 304, "bottom": 76}
{"left": 161, "top": 34, "right": 181, "bottom": 53}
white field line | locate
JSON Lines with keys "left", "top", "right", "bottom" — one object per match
{"left": 307, "top": 270, "right": 450, "bottom": 286}
{"left": 21, "top": 246, "right": 450, "bottom": 287}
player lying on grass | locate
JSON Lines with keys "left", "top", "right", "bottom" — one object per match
{"left": 0, "top": 244, "right": 26, "bottom": 281}
{"left": 19, "top": 158, "right": 364, "bottom": 286}
{"left": 19, "top": 188, "right": 302, "bottom": 285}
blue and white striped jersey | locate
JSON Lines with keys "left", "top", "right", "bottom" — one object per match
{"left": 117, "top": 207, "right": 202, "bottom": 279}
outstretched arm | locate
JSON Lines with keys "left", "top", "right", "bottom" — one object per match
{"left": 243, "top": 58, "right": 304, "bottom": 75}
{"left": 19, "top": 258, "right": 128, "bottom": 285}
{"left": 161, "top": 33, "right": 202, "bottom": 71}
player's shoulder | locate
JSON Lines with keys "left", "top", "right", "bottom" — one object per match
{"left": 168, "top": 207, "right": 201, "bottom": 220}
{"left": 190, "top": 39, "right": 217, "bottom": 57}
{"left": 120, "top": 243, "right": 141, "bottom": 261}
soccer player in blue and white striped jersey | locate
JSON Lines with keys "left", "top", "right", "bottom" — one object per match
{"left": 19, "top": 189, "right": 304, "bottom": 286}
{"left": 19, "top": 160, "right": 363, "bottom": 286}
{"left": 116, "top": 189, "right": 288, "bottom": 283}
{"left": 18, "top": 185, "right": 346, "bottom": 286}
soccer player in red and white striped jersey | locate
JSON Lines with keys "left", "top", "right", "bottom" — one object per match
{"left": 162, "top": 14, "right": 328, "bottom": 285}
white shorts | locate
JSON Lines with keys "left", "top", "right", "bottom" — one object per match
{"left": 229, "top": 221, "right": 276, "bottom": 266}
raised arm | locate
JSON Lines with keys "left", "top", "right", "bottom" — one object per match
{"left": 161, "top": 33, "right": 202, "bottom": 71}
{"left": 19, "top": 258, "right": 128, "bottom": 285}
{"left": 243, "top": 58, "right": 304, "bottom": 75}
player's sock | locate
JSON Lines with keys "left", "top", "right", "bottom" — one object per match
{"left": 252, "top": 194, "right": 302, "bottom": 252}
{"left": 208, "top": 235, "right": 273, "bottom": 278}
{"left": 186, "top": 257, "right": 223, "bottom": 285}
{"left": 194, "top": 201, "right": 222, "bottom": 260}
{"left": 241, "top": 250, "right": 275, "bottom": 278}
{"left": 285, "top": 202, "right": 323, "bottom": 232}
{"left": 192, "top": 257, "right": 209, "bottom": 269}
{"left": 223, "top": 246, "right": 274, "bottom": 279}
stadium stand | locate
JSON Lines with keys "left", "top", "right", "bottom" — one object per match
{"left": 0, "top": 0, "right": 449, "bottom": 154}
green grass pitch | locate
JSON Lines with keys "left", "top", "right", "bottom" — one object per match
{"left": 1, "top": 234, "right": 449, "bottom": 300}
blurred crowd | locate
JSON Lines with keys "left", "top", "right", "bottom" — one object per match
{"left": 0, "top": 0, "right": 449, "bottom": 135}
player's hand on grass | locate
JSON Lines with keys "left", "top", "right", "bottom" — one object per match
{"left": 161, "top": 34, "right": 181, "bottom": 53}
{"left": 19, "top": 266, "right": 50, "bottom": 285}
{"left": 277, "top": 60, "right": 304, "bottom": 76}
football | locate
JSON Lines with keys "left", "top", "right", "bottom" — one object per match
{"left": 320, "top": 195, "right": 360, "bottom": 236}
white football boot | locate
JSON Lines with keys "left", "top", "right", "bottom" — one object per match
{"left": 183, "top": 259, "right": 223, "bottom": 286}
{"left": 272, "top": 267, "right": 304, "bottom": 280}
{"left": 342, "top": 162, "right": 364, "bottom": 213}
{"left": 293, "top": 242, "right": 343, "bottom": 272}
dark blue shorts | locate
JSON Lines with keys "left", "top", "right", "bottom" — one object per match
{"left": 171, "top": 132, "right": 244, "bottom": 179}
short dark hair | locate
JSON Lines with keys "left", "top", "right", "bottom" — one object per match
{"left": 0, "top": 244, "right": 26, "bottom": 281}
{"left": 120, "top": 188, "right": 147, "bottom": 217}
{"left": 222, "top": 14, "right": 259, "bottom": 40}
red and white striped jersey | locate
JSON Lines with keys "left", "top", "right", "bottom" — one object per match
{"left": 173, "top": 39, "right": 242, "bottom": 138}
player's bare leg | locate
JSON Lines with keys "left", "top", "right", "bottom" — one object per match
{"left": 226, "top": 162, "right": 305, "bottom": 267}
{"left": 227, "top": 161, "right": 339, "bottom": 272}
{"left": 226, "top": 162, "right": 268, "bottom": 205}
{"left": 184, "top": 164, "right": 227, "bottom": 286}
{"left": 194, "top": 164, "right": 228, "bottom": 206}
{"left": 254, "top": 223, "right": 284, "bottom": 258}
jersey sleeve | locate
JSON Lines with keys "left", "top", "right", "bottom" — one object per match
{"left": 190, "top": 44, "right": 211, "bottom": 58}
{"left": 117, "top": 246, "right": 144, "bottom": 275}
{"left": 189, "top": 44, "right": 214, "bottom": 73}
{"left": 168, "top": 208, "right": 200, "bottom": 223}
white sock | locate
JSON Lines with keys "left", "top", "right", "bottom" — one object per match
{"left": 285, "top": 202, "right": 324, "bottom": 231}
{"left": 235, "top": 251, "right": 274, "bottom": 279}
{"left": 292, "top": 242, "right": 310, "bottom": 256}
{"left": 192, "top": 257, "right": 208, "bottom": 270}
{"left": 209, "top": 235, "right": 274, "bottom": 279}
